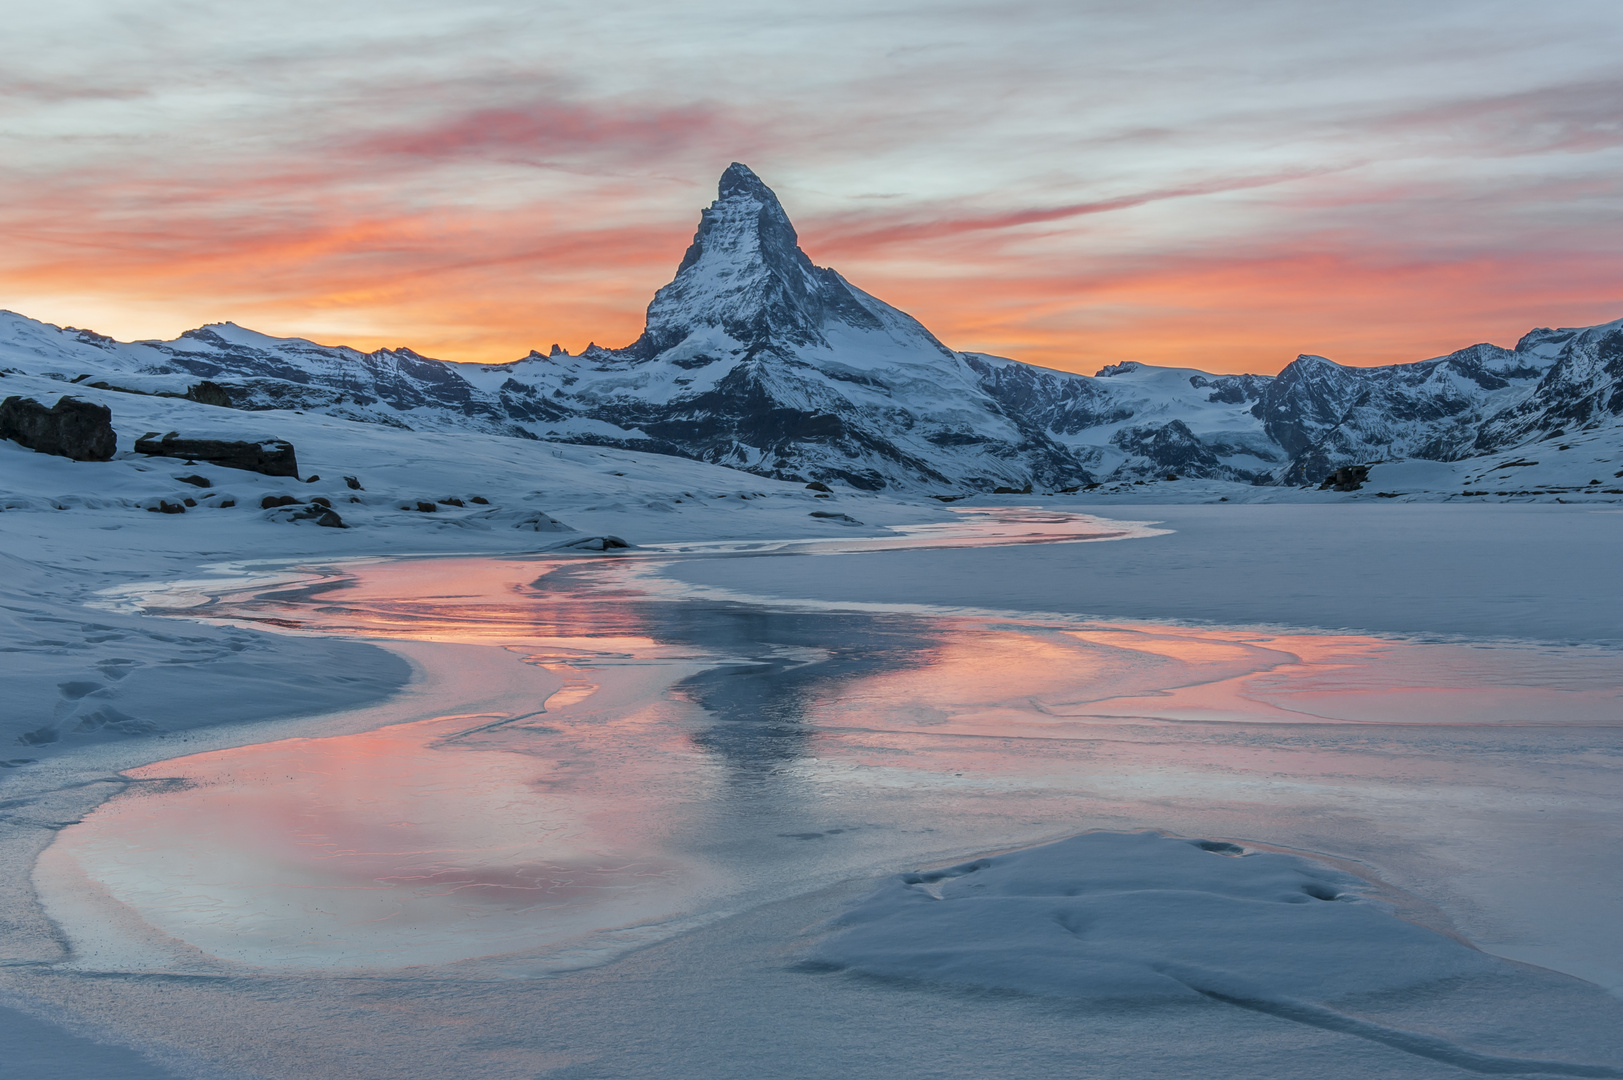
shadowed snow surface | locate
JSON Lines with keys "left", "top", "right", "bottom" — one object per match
{"left": 811, "top": 832, "right": 1482, "bottom": 1004}
{"left": 810, "top": 832, "right": 1623, "bottom": 1077}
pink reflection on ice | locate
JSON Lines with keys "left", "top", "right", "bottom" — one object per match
{"left": 50, "top": 700, "right": 707, "bottom": 970}
{"left": 40, "top": 542, "right": 1623, "bottom": 977}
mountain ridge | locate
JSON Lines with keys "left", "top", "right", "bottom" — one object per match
{"left": 3, "top": 163, "right": 1620, "bottom": 492}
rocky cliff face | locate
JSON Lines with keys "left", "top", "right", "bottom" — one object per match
{"left": 1473, "top": 320, "right": 1623, "bottom": 453}
{"left": 1260, "top": 342, "right": 1556, "bottom": 484}
{"left": 2, "top": 165, "right": 1619, "bottom": 492}
{"left": 630, "top": 163, "right": 890, "bottom": 356}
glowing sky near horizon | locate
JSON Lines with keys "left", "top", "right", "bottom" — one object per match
{"left": 3, "top": 0, "right": 1622, "bottom": 374}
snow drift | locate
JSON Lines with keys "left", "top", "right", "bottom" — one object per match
{"left": 807, "top": 831, "right": 1623, "bottom": 1076}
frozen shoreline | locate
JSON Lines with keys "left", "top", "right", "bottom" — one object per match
{"left": 663, "top": 501, "right": 1623, "bottom": 644}
{"left": 3, "top": 497, "right": 1622, "bottom": 1077}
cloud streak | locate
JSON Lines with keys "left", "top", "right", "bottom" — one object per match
{"left": 803, "top": 167, "right": 1355, "bottom": 255}
{"left": 354, "top": 101, "right": 737, "bottom": 165}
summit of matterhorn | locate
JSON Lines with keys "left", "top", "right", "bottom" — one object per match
{"left": 630, "top": 163, "right": 895, "bottom": 355}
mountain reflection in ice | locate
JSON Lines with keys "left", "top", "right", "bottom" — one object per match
{"left": 38, "top": 544, "right": 1623, "bottom": 999}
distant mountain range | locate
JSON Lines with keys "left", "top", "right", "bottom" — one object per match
{"left": 3, "top": 162, "right": 1620, "bottom": 492}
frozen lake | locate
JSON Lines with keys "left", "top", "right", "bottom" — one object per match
{"left": 12, "top": 509, "right": 1623, "bottom": 1077}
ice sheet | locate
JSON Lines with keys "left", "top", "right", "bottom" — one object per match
{"left": 663, "top": 502, "right": 1623, "bottom": 642}
{"left": 35, "top": 547, "right": 1623, "bottom": 1000}
{"left": 7, "top": 507, "right": 1623, "bottom": 1077}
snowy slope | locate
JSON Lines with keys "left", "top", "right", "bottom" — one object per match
{"left": 4, "top": 163, "right": 1622, "bottom": 495}
{"left": 0, "top": 370, "right": 946, "bottom": 554}
{"left": 0, "top": 315, "right": 527, "bottom": 437}
{"left": 968, "top": 355, "right": 1282, "bottom": 481}
{"left": 1259, "top": 342, "right": 1565, "bottom": 483}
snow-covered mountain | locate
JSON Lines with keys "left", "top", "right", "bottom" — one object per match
{"left": 0, "top": 317, "right": 525, "bottom": 436}
{"left": 452, "top": 163, "right": 1091, "bottom": 491}
{"left": 3, "top": 163, "right": 1621, "bottom": 492}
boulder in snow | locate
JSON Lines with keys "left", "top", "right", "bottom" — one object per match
{"left": 0, "top": 395, "right": 116, "bottom": 461}
{"left": 135, "top": 431, "right": 299, "bottom": 477}
{"left": 551, "top": 535, "right": 629, "bottom": 551}
{"left": 293, "top": 506, "right": 346, "bottom": 528}
{"left": 1320, "top": 465, "right": 1370, "bottom": 492}
{"left": 184, "top": 380, "right": 233, "bottom": 407}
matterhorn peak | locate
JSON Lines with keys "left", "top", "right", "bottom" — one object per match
{"left": 632, "top": 163, "right": 884, "bottom": 357}
{"left": 671, "top": 162, "right": 802, "bottom": 280}
{"left": 716, "top": 161, "right": 780, "bottom": 206}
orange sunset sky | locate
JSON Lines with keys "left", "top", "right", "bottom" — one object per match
{"left": 4, "top": 1, "right": 1621, "bottom": 376}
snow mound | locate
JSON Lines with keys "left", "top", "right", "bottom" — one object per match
{"left": 809, "top": 832, "right": 1499, "bottom": 1003}
{"left": 809, "top": 832, "right": 1623, "bottom": 1073}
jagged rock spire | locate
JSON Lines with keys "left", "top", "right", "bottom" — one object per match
{"left": 632, "top": 163, "right": 881, "bottom": 357}
{"left": 716, "top": 161, "right": 778, "bottom": 203}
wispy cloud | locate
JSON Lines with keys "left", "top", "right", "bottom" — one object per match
{"left": 803, "top": 167, "right": 1354, "bottom": 255}
{"left": 353, "top": 100, "right": 739, "bottom": 165}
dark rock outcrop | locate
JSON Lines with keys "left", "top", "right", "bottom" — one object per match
{"left": 258, "top": 494, "right": 346, "bottom": 527}
{"left": 0, "top": 396, "right": 116, "bottom": 461}
{"left": 135, "top": 431, "right": 298, "bottom": 477}
{"left": 1320, "top": 465, "right": 1370, "bottom": 491}
{"left": 1110, "top": 420, "right": 1224, "bottom": 476}
{"left": 293, "top": 505, "right": 346, "bottom": 528}
{"left": 552, "top": 535, "right": 629, "bottom": 551}
{"left": 184, "top": 380, "right": 233, "bottom": 407}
